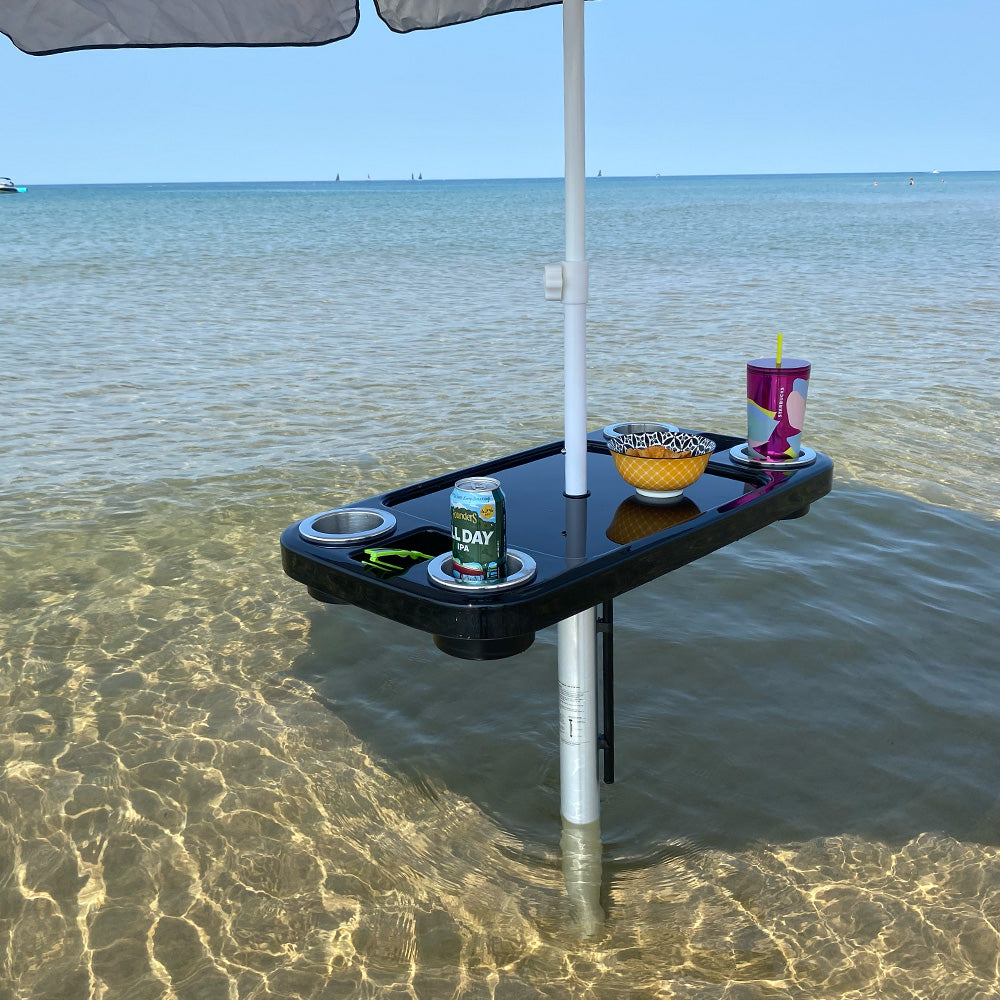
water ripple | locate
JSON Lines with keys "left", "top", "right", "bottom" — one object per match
{"left": 3, "top": 175, "right": 1000, "bottom": 998}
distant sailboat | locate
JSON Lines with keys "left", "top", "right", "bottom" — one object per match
{"left": 335, "top": 173, "right": 340, "bottom": 181}
{"left": 418, "top": 172, "right": 422, "bottom": 181}
{"left": 597, "top": 169, "right": 602, "bottom": 177}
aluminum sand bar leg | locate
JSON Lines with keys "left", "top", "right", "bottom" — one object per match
{"left": 558, "top": 610, "right": 603, "bottom": 929}
{"left": 558, "top": 611, "right": 599, "bottom": 824}
{"left": 558, "top": 503, "right": 600, "bottom": 835}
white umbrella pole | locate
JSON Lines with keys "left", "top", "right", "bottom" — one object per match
{"left": 556, "top": 1, "right": 602, "bottom": 931}
{"left": 562, "top": 0, "right": 588, "bottom": 501}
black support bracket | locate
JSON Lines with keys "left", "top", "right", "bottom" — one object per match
{"left": 597, "top": 600, "right": 615, "bottom": 784}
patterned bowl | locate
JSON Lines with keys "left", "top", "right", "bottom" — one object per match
{"left": 607, "top": 431, "right": 716, "bottom": 500}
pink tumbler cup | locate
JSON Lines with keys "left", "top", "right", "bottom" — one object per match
{"left": 746, "top": 357, "right": 810, "bottom": 461}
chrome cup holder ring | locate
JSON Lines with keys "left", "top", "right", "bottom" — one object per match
{"left": 427, "top": 550, "right": 537, "bottom": 593}
{"left": 298, "top": 508, "right": 397, "bottom": 546}
{"left": 603, "top": 420, "right": 678, "bottom": 441}
{"left": 729, "top": 444, "right": 817, "bottom": 469}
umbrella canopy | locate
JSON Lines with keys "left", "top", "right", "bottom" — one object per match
{"left": 0, "top": 0, "right": 557, "bottom": 53}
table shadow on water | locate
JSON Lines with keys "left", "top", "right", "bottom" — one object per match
{"left": 289, "top": 483, "right": 1000, "bottom": 869}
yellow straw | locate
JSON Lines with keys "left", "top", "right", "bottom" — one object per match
{"left": 776, "top": 332, "right": 784, "bottom": 367}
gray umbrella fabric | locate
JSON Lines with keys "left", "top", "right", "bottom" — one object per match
{"left": 0, "top": 0, "right": 556, "bottom": 54}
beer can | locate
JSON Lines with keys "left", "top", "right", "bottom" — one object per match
{"left": 450, "top": 477, "right": 507, "bottom": 583}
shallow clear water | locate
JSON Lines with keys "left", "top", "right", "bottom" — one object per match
{"left": 2, "top": 173, "right": 999, "bottom": 998}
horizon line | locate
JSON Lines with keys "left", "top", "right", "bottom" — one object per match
{"left": 17, "top": 168, "right": 996, "bottom": 187}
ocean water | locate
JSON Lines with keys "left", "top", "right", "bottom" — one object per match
{"left": 2, "top": 172, "right": 999, "bottom": 999}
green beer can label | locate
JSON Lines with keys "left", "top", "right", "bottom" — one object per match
{"left": 451, "top": 477, "right": 507, "bottom": 583}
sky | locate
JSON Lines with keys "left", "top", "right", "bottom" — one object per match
{"left": 1, "top": 0, "right": 998, "bottom": 185}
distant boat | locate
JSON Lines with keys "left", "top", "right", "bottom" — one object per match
{"left": 596, "top": 169, "right": 602, "bottom": 177}
{"left": 0, "top": 176, "right": 26, "bottom": 193}
{"left": 335, "top": 173, "right": 340, "bottom": 181}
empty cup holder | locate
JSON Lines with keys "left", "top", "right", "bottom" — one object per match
{"left": 298, "top": 507, "right": 396, "bottom": 546}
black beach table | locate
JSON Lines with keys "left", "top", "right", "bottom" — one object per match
{"left": 280, "top": 429, "right": 833, "bottom": 661}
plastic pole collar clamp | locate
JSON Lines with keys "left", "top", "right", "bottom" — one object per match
{"left": 543, "top": 261, "right": 590, "bottom": 304}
